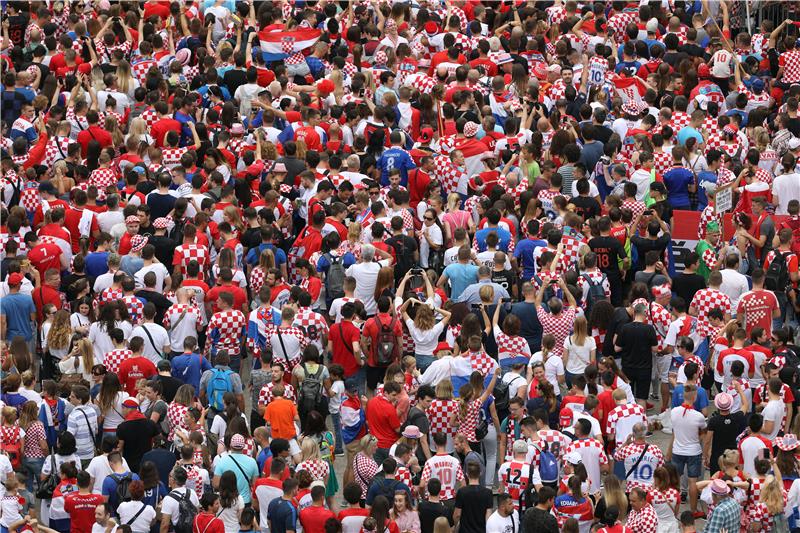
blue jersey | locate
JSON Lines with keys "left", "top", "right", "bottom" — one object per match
{"left": 377, "top": 147, "right": 416, "bottom": 187}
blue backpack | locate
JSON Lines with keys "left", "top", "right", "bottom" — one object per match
{"left": 206, "top": 368, "right": 233, "bottom": 411}
{"left": 536, "top": 441, "right": 559, "bottom": 484}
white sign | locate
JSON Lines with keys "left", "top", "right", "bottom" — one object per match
{"left": 716, "top": 186, "right": 733, "bottom": 215}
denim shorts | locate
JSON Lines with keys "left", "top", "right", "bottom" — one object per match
{"left": 671, "top": 453, "right": 702, "bottom": 478}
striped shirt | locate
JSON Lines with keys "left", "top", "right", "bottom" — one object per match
{"left": 66, "top": 405, "right": 99, "bottom": 460}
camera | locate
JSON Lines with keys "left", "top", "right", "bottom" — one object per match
{"left": 600, "top": 156, "right": 611, "bottom": 165}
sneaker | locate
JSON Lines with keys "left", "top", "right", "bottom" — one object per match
{"left": 650, "top": 393, "right": 660, "bottom": 400}
{"left": 692, "top": 511, "right": 705, "bottom": 519}
{"left": 335, "top": 451, "right": 345, "bottom": 457}
{"left": 681, "top": 492, "right": 687, "bottom": 503}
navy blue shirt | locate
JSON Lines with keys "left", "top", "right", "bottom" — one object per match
{"left": 85, "top": 251, "right": 110, "bottom": 279}
{"left": 171, "top": 352, "right": 212, "bottom": 392}
{"left": 513, "top": 238, "right": 546, "bottom": 280}
{"left": 376, "top": 147, "right": 416, "bottom": 186}
{"left": 267, "top": 498, "right": 297, "bottom": 533}
{"left": 663, "top": 167, "right": 695, "bottom": 209}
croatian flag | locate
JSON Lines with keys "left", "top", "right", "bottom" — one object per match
{"left": 613, "top": 75, "right": 647, "bottom": 107}
{"left": 258, "top": 28, "right": 321, "bottom": 62}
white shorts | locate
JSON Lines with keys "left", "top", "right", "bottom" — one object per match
{"left": 653, "top": 353, "right": 671, "bottom": 383}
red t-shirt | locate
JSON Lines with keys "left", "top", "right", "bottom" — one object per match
{"left": 337, "top": 508, "right": 371, "bottom": 532}
{"left": 33, "top": 285, "right": 65, "bottom": 323}
{"left": 299, "top": 506, "right": 337, "bottom": 532}
{"left": 76, "top": 126, "right": 113, "bottom": 158}
{"left": 206, "top": 283, "right": 248, "bottom": 313}
{"left": 63, "top": 207, "right": 99, "bottom": 253}
{"left": 64, "top": 493, "right": 105, "bottom": 533}
{"left": 260, "top": 460, "right": 291, "bottom": 480}
{"left": 150, "top": 117, "right": 182, "bottom": 148}
{"left": 28, "top": 242, "right": 63, "bottom": 278}
{"left": 366, "top": 394, "right": 401, "bottom": 448}
{"left": 117, "top": 356, "right": 158, "bottom": 395}
{"left": 737, "top": 289, "right": 779, "bottom": 338}
{"left": 361, "top": 314, "right": 403, "bottom": 366}
{"left": 192, "top": 513, "right": 225, "bottom": 533}
{"left": 330, "top": 321, "right": 362, "bottom": 377}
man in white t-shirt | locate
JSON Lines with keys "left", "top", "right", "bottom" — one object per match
{"left": 486, "top": 493, "right": 520, "bottom": 533}
{"left": 86, "top": 440, "right": 131, "bottom": 494}
{"left": 667, "top": 384, "right": 707, "bottom": 516}
{"left": 160, "top": 466, "right": 200, "bottom": 533}
{"left": 134, "top": 247, "right": 171, "bottom": 293}
{"left": 131, "top": 304, "right": 171, "bottom": 364}
{"left": 163, "top": 289, "right": 202, "bottom": 356}
{"left": 762, "top": 377, "right": 787, "bottom": 440}
{"left": 739, "top": 412, "right": 773, "bottom": 476}
{"left": 345, "top": 244, "right": 393, "bottom": 315}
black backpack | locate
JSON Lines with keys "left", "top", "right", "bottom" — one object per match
{"left": 766, "top": 251, "right": 791, "bottom": 293}
{"left": 167, "top": 489, "right": 197, "bottom": 533}
{"left": 323, "top": 253, "right": 346, "bottom": 301}
{"left": 582, "top": 273, "right": 608, "bottom": 315}
{"left": 374, "top": 315, "right": 399, "bottom": 366}
{"left": 494, "top": 375, "right": 523, "bottom": 422}
{"left": 298, "top": 364, "right": 327, "bottom": 416}
{"left": 113, "top": 472, "right": 134, "bottom": 511}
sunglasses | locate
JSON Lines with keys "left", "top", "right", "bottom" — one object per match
{"left": 424, "top": 217, "right": 434, "bottom": 221}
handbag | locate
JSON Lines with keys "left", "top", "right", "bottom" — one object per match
{"left": 36, "top": 454, "right": 59, "bottom": 499}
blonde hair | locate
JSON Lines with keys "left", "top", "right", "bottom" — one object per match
{"left": 478, "top": 284, "right": 494, "bottom": 303}
{"left": 299, "top": 436, "right": 321, "bottom": 463}
{"left": 223, "top": 205, "right": 245, "bottom": 234}
{"left": 128, "top": 117, "right": 149, "bottom": 141}
{"left": 116, "top": 61, "right": 135, "bottom": 95}
{"left": 435, "top": 380, "right": 453, "bottom": 400}
{"left": 173, "top": 384, "right": 195, "bottom": 406}
{"left": 761, "top": 475, "right": 786, "bottom": 515}
{"left": 414, "top": 304, "right": 436, "bottom": 331}
{"left": 603, "top": 474, "right": 628, "bottom": 519}
{"left": 47, "top": 309, "right": 72, "bottom": 351}
{"left": 347, "top": 222, "right": 362, "bottom": 242}
{"left": 432, "top": 517, "right": 451, "bottom": 533}
{"left": 446, "top": 193, "right": 462, "bottom": 212}
{"left": 1, "top": 407, "right": 17, "bottom": 425}
{"left": 258, "top": 248, "right": 276, "bottom": 271}
{"left": 359, "top": 434, "right": 378, "bottom": 452}
{"left": 571, "top": 316, "right": 588, "bottom": 346}
{"left": 719, "top": 449, "right": 740, "bottom": 471}
{"left": 74, "top": 338, "right": 94, "bottom": 375}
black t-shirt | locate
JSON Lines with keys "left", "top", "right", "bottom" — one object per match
{"left": 116, "top": 418, "right": 160, "bottom": 472}
{"left": 418, "top": 500, "right": 453, "bottom": 533}
{"left": 603, "top": 306, "right": 632, "bottom": 358}
{"left": 385, "top": 234, "right": 418, "bottom": 281}
{"left": 571, "top": 196, "right": 601, "bottom": 221}
{"left": 223, "top": 69, "right": 248, "bottom": 97}
{"left": 241, "top": 227, "right": 262, "bottom": 250}
{"left": 630, "top": 233, "right": 671, "bottom": 272}
{"left": 510, "top": 302, "right": 543, "bottom": 353}
{"left": 707, "top": 411, "right": 746, "bottom": 460}
{"left": 672, "top": 272, "right": 706, "bottom": 306}
{"left": 615, "top": 321, "right": 657, "bottom": 370}
{"left": 148, "top": 235, "right": 177, "bottom": 270}
{"left": 454, "top": 485, "right": 493, "bottom": 533}
{"left": 588, "top": 236, "right": 625, "bottom": 276}
{"left": 135, "top": 290, "right": 173, "bottom": 323}
{"left": 664, "top": 50, "right": 689, "bottom": 66}
{"left": 491, "top": 269, "right": 515, "bottom": 295}
{"left": 594, "top": 125, "right": 613, "bottom": 145}
{"left": 523, "top": 507, "right": 559, "bottom": 533}
{"left": 154, "top": 375, "right": 183, "bottom": 402}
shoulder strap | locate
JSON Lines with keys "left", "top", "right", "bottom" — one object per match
{"left": 625, "top": 444, "right": 650, "bottom": 479}
{"left": 340, "top": 324, "right": 354, "bottom": 354}
{"left": 79, "top": 408, "right": 96, "bottom": 444}
{"left": 275, "top": 328, "right": 290, "bottom": 363}
{"left": 125, "top": 503, "right": 148, "bottom": 526}
{"left": 229, "top": 455, "right": 251, "bottom": 482}
{"left": 141, "top": 324, "right": 160, "bottom": 356}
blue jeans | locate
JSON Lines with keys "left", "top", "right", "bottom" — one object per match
{"left": 345, "top": 367, "right": 366, "bottom": 397}
{"left": 416, "top": 354, "right": 436, "bottom": 374}
{"left": 672, "top": 453, "right": 702, "bottom": 479}
{"left": 331, "top": 412, "right": 344, "bottom": 454}
{"left": 22, "top": 457, "right": 44, "bottom": 493}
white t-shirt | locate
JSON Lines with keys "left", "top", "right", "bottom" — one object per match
{"left": 0, "top": 455, "right": 12, "bottom": 496}
{"left": 98, "top": 391, "right": 131, "bottom": 432}
{"left": 161, "top": 487, "right": 200, "bottom": 525}
{"left": 419, "top": 223, "right": 443, "bottom": 269}
{"left": 117, "top": 502, "right": 156, "bottom": 533}
{"left": 131, "top": 323, "right": 170, "bottom": 363}
{"left": 486, "top": 510, "right": 520, "bottom": 533}
{"left": 444, "top": 245, "right": 461, "bottom": 266}
{"left": 92, "top": 523, "right": 117, "bottom": 533}
{"left": 346, "top": 259, "right": 391, "bottom": 315}
{"left": 86, "top": 455, "right": 131, "bottom": 494}
{"left": 563, "top": 335, "right": 597, "bottom": 374}
{"left": 740, "top": 434, "right": 769, "bottom": 476}
{"left": 719, "top": 269, "right": 750, "bottom": 312}
{"left": 405, "top": 319, "right": 446, "bottom": 356}
{"left": 476, "top": 250, "right": 512, "bottom": 270}
{"left": 502, "top": 373, "right": 527, "bottom": 399}
{"left": 134, "top": 263, "right": 170, "bottom": 293}
{"left": 669, "top": 406, "right": 707, "bottom": 456}
{"left": 773, "top": 173, "right": 800, "bottom": 215}
{"left": 763, "top": 399, "right": 786, "bottom": 439}
{"left": 217, "top": 495, "right": 245, "bottom": 533}
{"left": 210, "top": 412, "right": 248, "bottom": 449}
{"left": 572, "top": 412, "right": 602, "bottom": 439}
{"left": 89, "top": 321, "right": 133, "bottom": 363}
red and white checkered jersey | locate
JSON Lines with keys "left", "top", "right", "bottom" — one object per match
{"left": 103, "top": 348, "right": 132, "bottom": 375}
{"left": 258, "top": 382, "right": 296, "bottom": 407}
{"left": 563, "top": 437, "right": 608, "bottom": 491}
{"left": 605, "top": 403, "right": 648, "bottom": 445}
{"left": 653, "top": 150, "right": 673, "bottom": 176}
{"left": 167, "top": 402, "right": 189, "bottom": 441}
{"left": 456, "top": 398, "right": 483, "bottom": 443}
{"left": 780, "top": 49, "right": 800, "bottom": 84}
{"left": 536, "top": 306, "right": 577, "bottom": 358}
{"left": 691, "top": 288, "right": 732, "bottom": 337}
{"left": 432, "top": 154, "right": 465, "bottom": 195}
{"left": 295, "top": 459, "right": 329, "bottom": 482}
{"left": 44, "top": 136, "right": 71, "bottom": 167}
{"left": 97, "top": 287, "right": 124, "bottom": 308}
{"left": 612, "top": 440, "right": 664, "bottom": 492}
{"left": 90, "top": 167, "right": 118, "bottom": 190}
{"left": 173, "top": 244, "right": 210, "bottom": 277}
{"left": 163, "top": 303, "right": 202, "bottom": 351}
{"left": 420, "top": 453, "right": 464, "bottom": 500}
{"left": 162, "top": 147, "right": 190, "bottom": 169}
{"left": 528, "top": 430, "right": 572, "bottom": 468}
{"left": 465, "top": 350, "right": 499, "bottom": 377}
{"left": 292, "top": 307, "right": 329, "bottom": 352}
{"left": 626, "top": 503, "right": 658, "bottom": 533}
{"left": 577, "top": 271, "right": 611, "bottom": 309}
{"left": 497, "top": 460, "right": 533, "bottom": 511}
{"left": 266, "top": 326, "right": 307, "bottom": 371}
{"left": 353, "top": 452, "right": 379, "bottom": 498}
{"left": 122, "top": 295, "right": 144, "bottom": 325}
{"left": 427, "top": 399, "right": 458, "bottom": 438}
{"left": 494, "top": 331, "right": 532, "bottom": 362}
{"left": 131, "top": 57, "right": 157, "bottom": 84}
{"left": 699, "top": 205, "right": 722, "bottom": 240}
{"left": 140, "top": 108, "right": 158, "bottom": 128}
{"left": 608, "top": 11, "right": 638, "bottom": 39}
{"left": 670, "top": 111, "right": 691, "bottom": 135}
{"left": 206, "top": 310, "right": 246, "bottom": 355}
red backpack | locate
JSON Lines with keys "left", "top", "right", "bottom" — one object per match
{"left": 779, "top": 216, "right": 800, "bottom": 255}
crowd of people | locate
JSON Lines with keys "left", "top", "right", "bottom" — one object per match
{"left": 4, "top": 0, "right": 800, "bottom": 532}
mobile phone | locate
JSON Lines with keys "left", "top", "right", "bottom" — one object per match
{"left": 500, "top": 297, "right": 512, "bottom": 303}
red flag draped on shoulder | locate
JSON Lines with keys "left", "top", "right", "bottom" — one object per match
{"left": 613, "top": 75, "right": 647, "bottom": 106}
{"left": 258, "top": 28, "right": 322, "bottom": 58}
